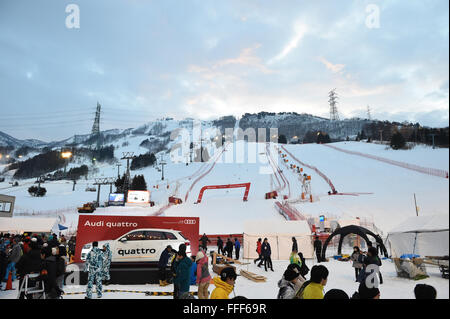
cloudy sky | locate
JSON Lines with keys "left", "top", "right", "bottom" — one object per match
{"left": 0, "top": 0, "right": 448, "bottom": 141}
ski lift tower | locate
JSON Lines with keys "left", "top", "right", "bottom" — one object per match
{"left": 159, "top": 154, "right": 167, "bottom": 181}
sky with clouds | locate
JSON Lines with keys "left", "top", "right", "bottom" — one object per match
{"left": 0, "top": 0, "right": 448, "bottom": 141}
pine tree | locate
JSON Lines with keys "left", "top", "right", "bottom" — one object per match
{"left": 131, "top": 175, "right": 147, "bottom": 191}
{"left": 390, "top": 131, "right": 406, "bottom": 150}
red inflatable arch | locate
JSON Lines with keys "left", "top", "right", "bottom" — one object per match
{"left": 196, "top": 183, "right": 251, "bottom": 203}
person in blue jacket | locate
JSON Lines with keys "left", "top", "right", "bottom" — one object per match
{"left": 173, "top": 249, "right": 192, "bottom": 297}
{"left": 189, "top": 256, "right": 197, "bottom": 285}
{"left": 234, "top": 238, "right": 241, "bottom": 260}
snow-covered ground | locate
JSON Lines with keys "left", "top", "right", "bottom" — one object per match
{"left": 0, "top": 255, "right": 447, "bottom": 299}
{"left": 1, "top": 140, "right": 448, "bottom": 299}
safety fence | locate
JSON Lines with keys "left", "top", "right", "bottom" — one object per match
{"left": 323, "top": 144, "right": 449, "bottom": 179}
{"left": 184, "top": 143, "right": 229, "bottom": 202}
{"left": 274, "top": 201, "right": 306, "bottom": 222}
{"left": 281, "top": 146, "right": 337, "bottom": 193}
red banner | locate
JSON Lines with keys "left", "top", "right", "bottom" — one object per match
{"left": 74, "top": 215, "right": 199, "bottom": 262}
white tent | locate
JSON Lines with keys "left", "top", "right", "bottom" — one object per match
{"left": 243, "top": 219, "right": 314, "bottom": 260}
{"left": 387, "top": 215, "right": 449, "bottom": 258}
{"left": 0, "top": 217, "right": 58, "bottom": 234}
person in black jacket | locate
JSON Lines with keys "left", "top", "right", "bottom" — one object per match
{"left": 158, "top": 245, "right": 172, "bottom": 286}
{"left": 217, "top": 237, "right": 224, "bottom": 255}
{"left": 16, "top": 240, "right": 44, "bottom": 299}
{"left": 41, "top": 247, "right": 63, "bottom": 299}
{"left": 298, "top": 251, "right": 309, "bottom": 277}
{"left": 313, "top": 236, "right": 322, "bottom": 263}
{"left": 358, "top": 246, "right": 383, "bottom": 285}
{"left": 200, "top": 234, "right": 210, "bottom": 252}
{"left": 292, "top": 237, "right": 298, "bottom": 253}
{"left": 225, "top": 238, "right": 234, "bottom": 259}
{"left": 260, "top": 238, "right": 273, "bottom": 272}
{"left": 67, "top": 237, "right": 76, "bottom": 262}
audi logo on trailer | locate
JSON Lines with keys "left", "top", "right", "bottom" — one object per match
{"left": 184, "top": 219, "right": 196, "bottom": 225}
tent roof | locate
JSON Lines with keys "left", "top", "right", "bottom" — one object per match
{"left": 244, "top": 219, "right": 311, "bottom": 236}
{"left": 0, "top": 217, "right": 58, "bottom": 233}
{"left": 388, "top": 215, "right": 449, "bottom": 234}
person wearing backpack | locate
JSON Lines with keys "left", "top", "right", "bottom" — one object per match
{"left": 195, "top": 251, "right": 212, "bottom": 299}
{"left": 358, "top": 246, "right": 383, "bottom": 285}
{"left": 298, "top": 251, "right": 309, "bottom": 277}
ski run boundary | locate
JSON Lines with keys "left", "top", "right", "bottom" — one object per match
{"left": 323, "top": 144, "right": 449, "bottom": 179}
{"left": 280, "top": 145, "right": 337, "bottom": 194}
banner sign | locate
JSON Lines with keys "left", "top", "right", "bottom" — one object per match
{"left": 0, "top": 194, "right": 15, "bottom": 218}
{"left": 74, "top": 215, "right": 199, "bottom": 262}
{"left": 108, "top": 193, "right": 125, "bottom": 206}
{"left": 127, "top": 190, "right": 150, "bottom": 203}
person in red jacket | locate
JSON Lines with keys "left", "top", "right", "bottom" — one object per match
{"left": 254, "top": 238, "right": 263, "bottom": 266}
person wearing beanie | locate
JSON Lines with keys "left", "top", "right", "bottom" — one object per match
{"left": 286, "top": 263, "right": 306, "bottom": 290}
{"left": 324, "top": 289, "right": 349, "bottom": 299}
{"left": 277, "top": 267, "right": 301, "bottom": 299}
{"left": 195, "top": 250, "right": 212, "bottom": 299}
{"left": 358, "top": 281, "right": 380, "bottom": 299}
{"left": 414, "top": 284, "right": 437, "bottom": 299}
{"left": 210, "top": 267, "right": 237, "bottom": 299}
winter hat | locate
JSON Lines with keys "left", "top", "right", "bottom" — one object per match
{"left": 358, "top": 282, "right": 380, "bottom": 299}
{"left": 324, "top": 289, "right": 349, "bottom": 299}
{"left": 195, "top": 251, "right": 205, "bottom": 262}
{"left": 283, "top": 268, "right": 300, "bottom": 282}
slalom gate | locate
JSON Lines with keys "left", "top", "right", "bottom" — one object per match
{"left": 323, "top": 144, "right": 449, "bottom": 179}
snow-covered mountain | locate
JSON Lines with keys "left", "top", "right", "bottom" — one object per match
{"left": 239, "top": 112, "right": 371, "bottom": 140}
{"left": 0, "top": 131, "right": 47, "bottom": 148}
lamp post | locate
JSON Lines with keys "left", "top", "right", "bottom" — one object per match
{"left": 61, "top": 151, "right": 72, "bottom": 174}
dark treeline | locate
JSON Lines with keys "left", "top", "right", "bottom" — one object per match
{"left": 75, "top": 145, "right": 115, "bottom": 163}
{"left": 67, "top": 165, "right": 89, "bottom": 180}
{"left": 130, "top": 152, "right": 157, "bottom": 170}
{"left": 10, "top": 151, "right": 66, "bottom": 179}
{"left": 363, "top": 122, "right": 449, "bottom": 148}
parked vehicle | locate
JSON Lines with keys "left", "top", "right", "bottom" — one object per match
{"left": 80, "top": 228, "right": 191, "bottom": 262}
